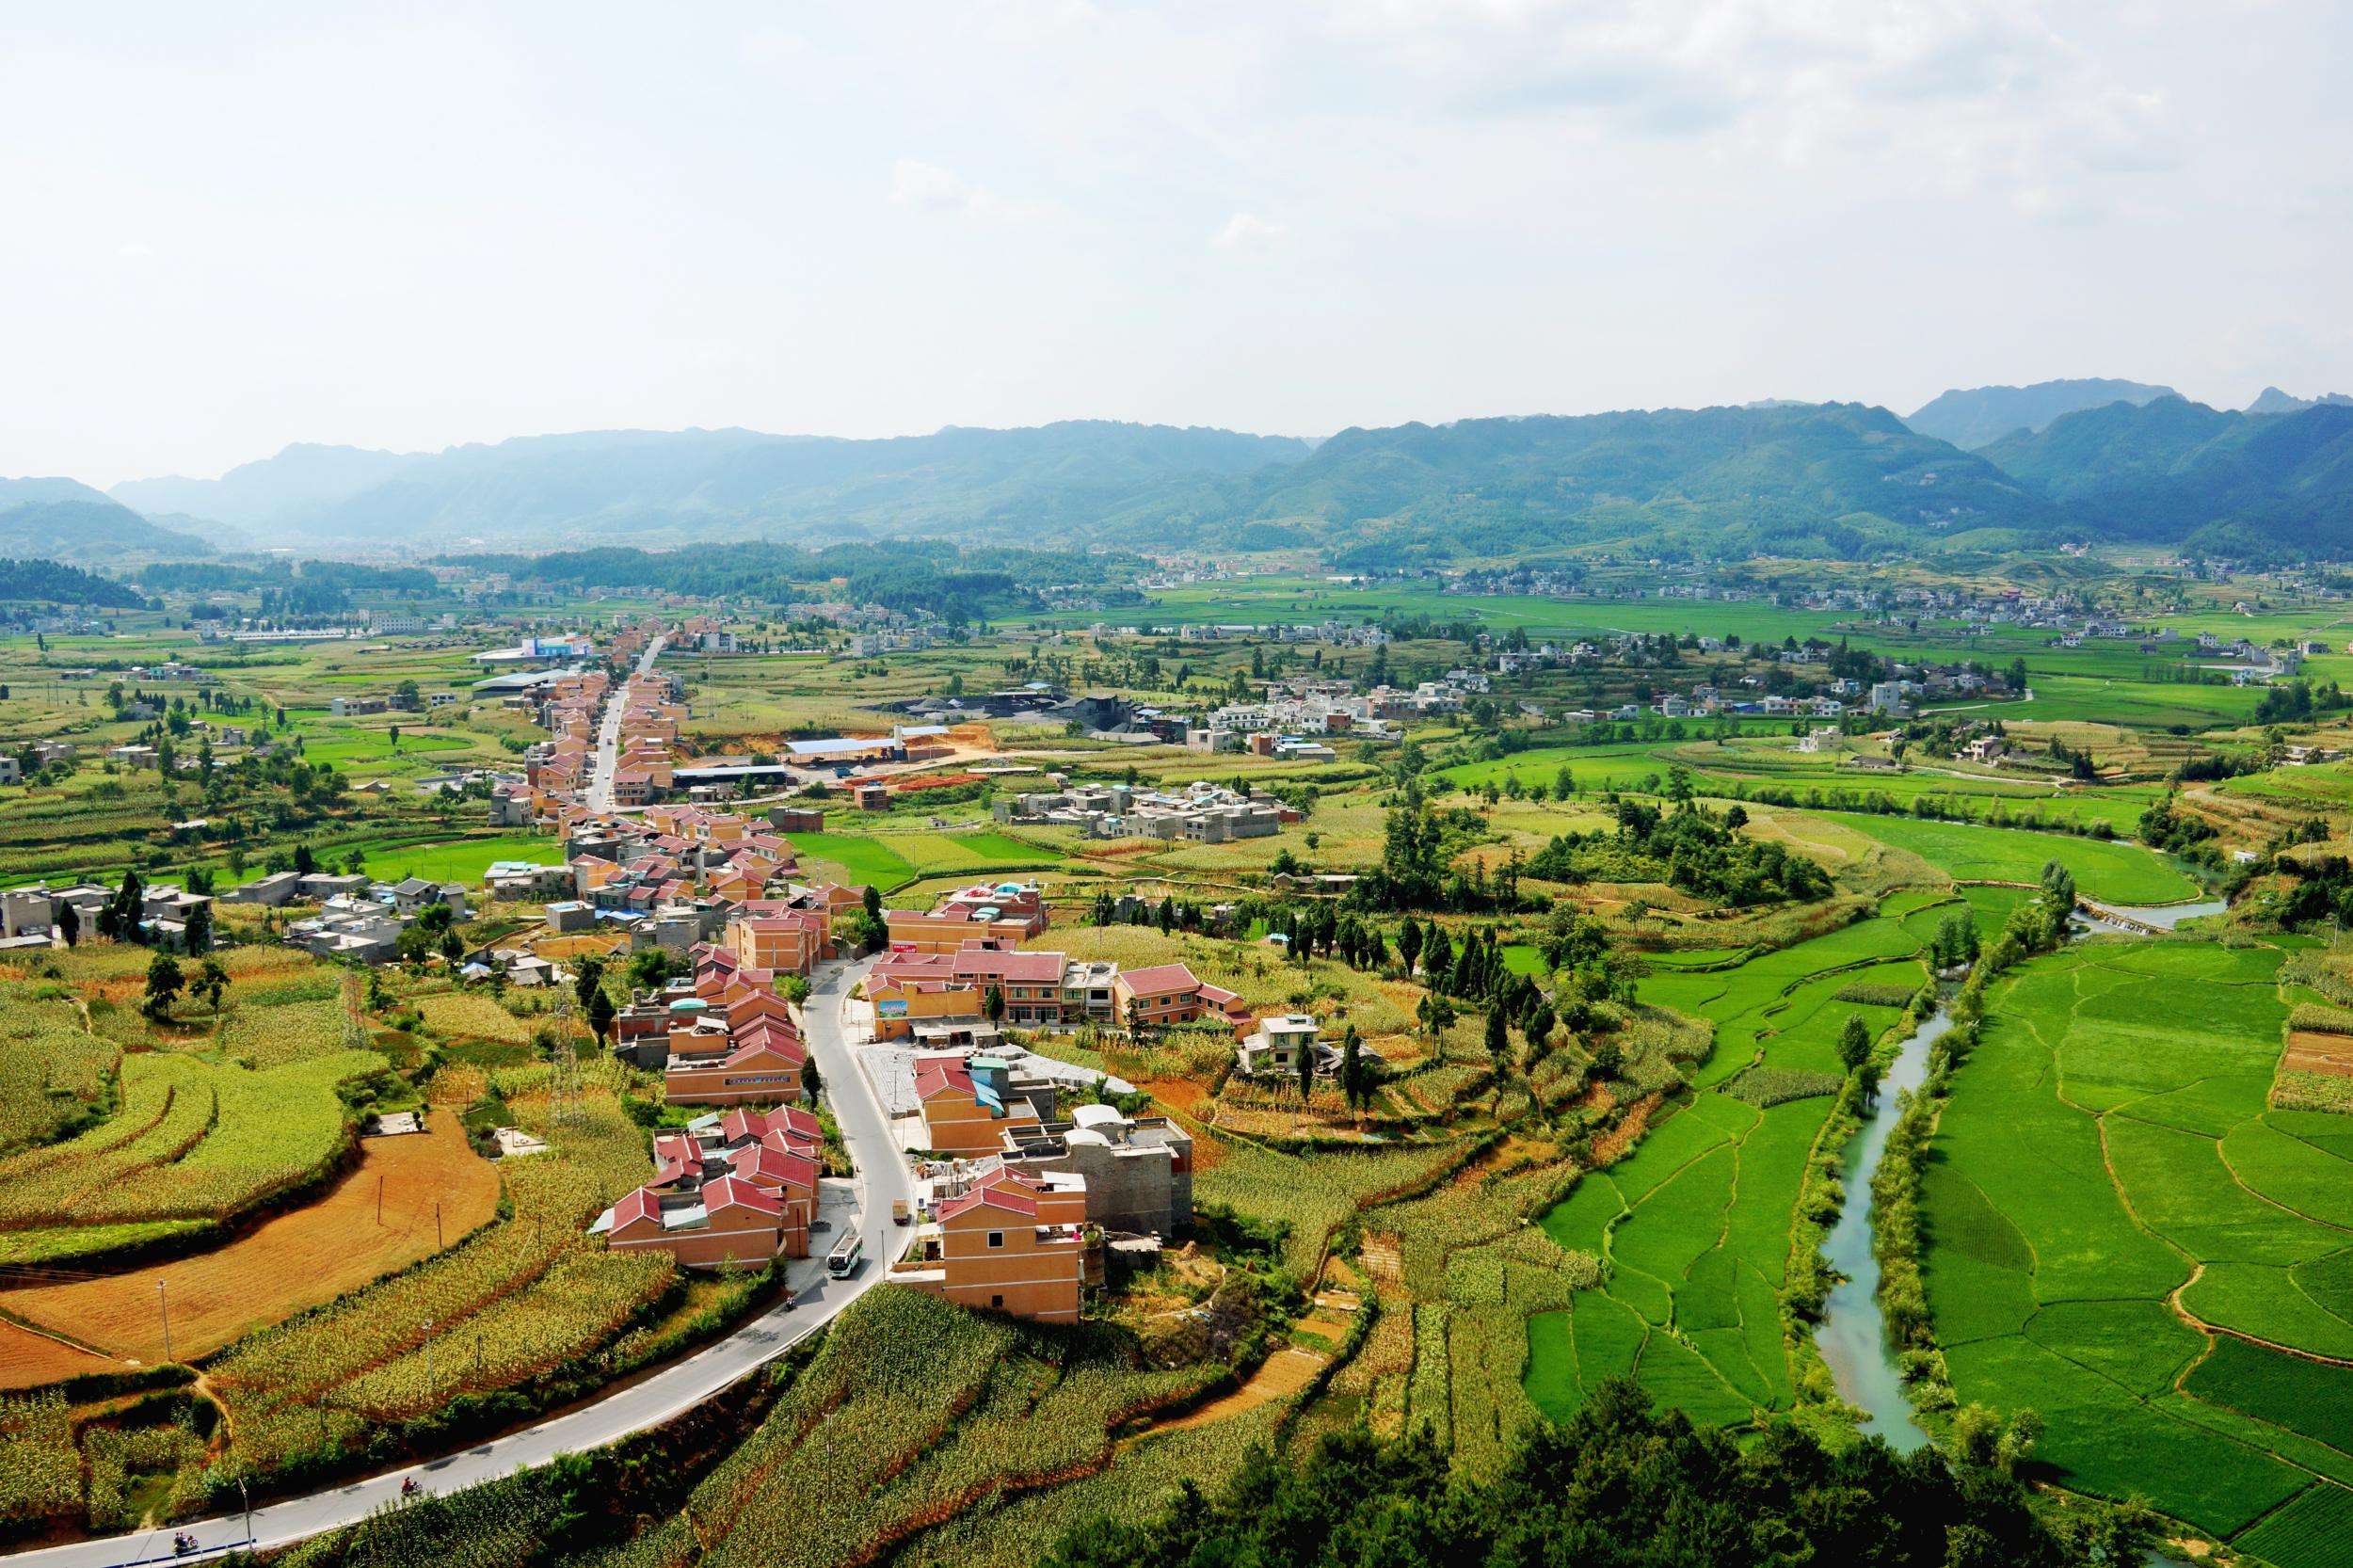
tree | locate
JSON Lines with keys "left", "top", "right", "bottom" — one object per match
{"left": 628, "top": 949, "right": 679, "bottom": 990}
{"left": 801, "top": 1053, "right": 823, "bottom": 1103}
{"left": 1340, "top": 1024, "right": 1363, "bottom": 1113}
{"left": 294, "top": 842, "right": 317, "bottom": 876}
{"left": 1483, "top": 1005, "right": 1509, "bottom": 1064}
{"left": 181, "top": 900, "right": 212, "bottom": 954}
{"left": 584, "top": 986, "right": 616, "bottom": 1045}
{"left": 573, "top": 953, "right": 606, "bottom": 1016}
{"left": 1589, "top": 1037, "right": 1623, "bottom": 1080}
{"left": 195, "top": 957, "right": 230, "bottom": 1013}
{"left": 1837, "top": 1015, "right": 1872, "bottom": 1074}
{"left": 1296, "top": 1027, "right": 1317, "bottom": 1105}
{"left": 56, "top": 901, "right": 78, "bottom": 947}
{"left": 783, "top": 975, "right": 812, "bottom": 1004}
{"left": 143, "top": 952, "right": 184, "bottom": 1018}
{"left": 1396, "top": 918, "right": 1423, "bottom": 975}
{"left": 984, "top": 984, "right": 1006, "bottom": 1024}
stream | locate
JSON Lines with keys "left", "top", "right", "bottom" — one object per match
{"left": 1812, "top": 887, "right": 2227, "bottom": 1454}
{"left": 1812, "top": 1005, "right": 1950, "bottom": 1452}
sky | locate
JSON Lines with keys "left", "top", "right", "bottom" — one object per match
{"left": 4, "top": 0, "right": 2349, "bottom": 487}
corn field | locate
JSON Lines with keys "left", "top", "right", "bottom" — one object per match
{"left": 0, "top": 988, "right": 117, "bottom": 1155}
{"left": 0, "top": 1392, "right": 79, "bottom": 1524}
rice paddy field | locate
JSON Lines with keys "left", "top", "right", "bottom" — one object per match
{"left": 1923, "top": 939, "right": 2353, "bottom": 1555}
{"left": 1522, "top": 898, "right": 1953, "bottom": 1431}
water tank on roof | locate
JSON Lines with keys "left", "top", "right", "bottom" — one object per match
{"left": 1064, "top": 1128, "right": 1111, "bottom": 1148}
{"left": 1072, "top": 1103, "right": 1126, "bottom": 1131}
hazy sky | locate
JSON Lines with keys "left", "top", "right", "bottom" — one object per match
{"left": 6, "top": 0, "right": 2348, "bottom": 486}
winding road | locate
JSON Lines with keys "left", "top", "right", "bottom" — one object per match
{"left": 14, "top": 954, "right": 898, "bottom": 1568}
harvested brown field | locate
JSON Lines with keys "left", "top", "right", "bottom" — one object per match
{"left": 0, "top": 1317, "right": 120, "bottom": 1390}
{"left": 0, "top": 1109, "right": 499, "bottom": 1367}
{"left": 1147, "top": 1346, "right": 1325, "bottom": 1432}
{"left": 2283, "top": 1030, "right": 2353, "bottom": 1078}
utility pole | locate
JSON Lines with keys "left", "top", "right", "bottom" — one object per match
{"left": 157, "top": 1280, "right": 173, "bottom": 1363}
{"left": 377, "top": 1175, "right": 385, "bottom": 1224}
{"left": 423, "top": 1319, "right": 435, "bottom": 1396}
{"left": 435, "top": 1200, "right": 442, "bottom": 1250}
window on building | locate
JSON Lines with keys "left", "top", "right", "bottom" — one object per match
{"left": 991, "top": 1294, "right": 1004, "bottom": 1308}
{"left": 987, "top": 1231, "right": 1004, "bottom": 1249}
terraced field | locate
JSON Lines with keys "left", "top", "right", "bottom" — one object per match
{"left": 1924, "top": 939, "right": 2353, "bottom": 1556}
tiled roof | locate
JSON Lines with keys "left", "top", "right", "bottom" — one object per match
{"left": 699, "top": 1175, "right": 785, "bottom": 1216}
{"left": 938, "top": 1183, "right": 1037, "bottom": 1222}
{"left": 1119, "top": 963, "right": 1199, "bottom": 997}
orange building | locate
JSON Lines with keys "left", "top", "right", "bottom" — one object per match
{"left": 914, "top": 1051, "right": 1048, "bottom": 1154}
{"left": 896, "top": 1166, "right": 1088, "bottom": 1322}
{"left": 594, "top": 1108, "right": 823, "bottom": 1265}
{"left": 1111, "top": 963, "right": 1252, "bottom": 1034}
{"left": 664, "top": 1015, "right": 809, "bottom": 1106}
{"left": 597, "top": 1176, "right": 788, "bottom": 1271}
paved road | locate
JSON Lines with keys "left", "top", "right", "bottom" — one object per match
{"left": 584, "top": 633, "right": 666, "bottom": 813}
{"left": 12, "top": 955, "right": 897, "bottom": 1568}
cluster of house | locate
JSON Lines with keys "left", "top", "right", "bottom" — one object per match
{"left": 994, "top": 780, "right": 1290, "bottom": 842}
{"left": 0, "top": 740, "right": 72, "bottom": 785}
{"left": 264, "top": 875, "right": 466, "bottom": 962}
{"left": 866, "top": 942, "right": 1251, "bottom": 1051}
{"left": 0, "top": 881, "right": 214, "bottom": 952}
{"left": 591, "top": 1103, "right": 826, "bottom": 1266}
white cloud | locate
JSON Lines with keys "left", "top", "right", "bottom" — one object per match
{"left": 888, "top": 158, "right": 1050, "bottom": 222}
{"left": 115, "top": 242, "right": 154, "bottom": 260}
{"left": 1211, "top": 212, "right": 1286, "bottom": 251}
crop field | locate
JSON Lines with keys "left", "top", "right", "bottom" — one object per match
{"left": 782, "top": 827, "right": 1063, "bottom": 891}
{"left": 1, "top": 1109, "right": 500, "bottom": 1365}
{"left": 1923, "top": 939, "right": 2353, "bottom": 1548}
{"left": 209, "top": 1088, "right": 656, "bottom": 1472}
{"left": 0, "top": 988, "right": 117, "bottom": 1155}
{"left": 1825, "top": 812, "right": 2201, "bottom": 904}
{"left": 0, "top": 1048, "right": 382, "bottom": 1247}
{"left": 1524, "top": 907, "right": 1935, "bottom": 1430}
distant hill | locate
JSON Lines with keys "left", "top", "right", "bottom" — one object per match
{"left": 1977, "top": 397, "right": 2353, "bottom": 553}
{"left": 0, "top": 478, "right": 216, "bottom": 564}
{"left": 2247, "top": 386, "right": 2353, "bottom": 416}
{"left": 112, "top": 443, "right": 424, "bottom": 531}
{"left": 1904, "top": 379, "right": 2177, "bottom": 450}
{"left": 111, "top": 423, "right": 1316, "bottom": 550}
{"left": 0, "top": 557, "right": 151, "bottom": 608}
{"left": 1100, "top": 403, "right": 2054, "bottom": 565}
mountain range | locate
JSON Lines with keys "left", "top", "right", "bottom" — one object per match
{"left": 21, "top": 380, "right": 2353, "bottom": 569}
{"left": 1902, "top": 378, "right": 2179, "bottom": 451}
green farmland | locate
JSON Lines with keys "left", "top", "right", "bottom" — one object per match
{"left": 1524, "top": 900, "right": 1948, "bottom": 1429}
{"left": 1924, "top": 940, "right": 2353, "bottom": 1553}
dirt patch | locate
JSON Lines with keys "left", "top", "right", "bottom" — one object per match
{"left": 1, "top": 1109, "right": 500, "bottom": 1366}
{"left": 1148, "top": 1346, "right": 1326, "bottom": 1432}
{"left": 0, "top": 1317, "right": 121, "bottom": 1390}
{"left": 2283, "top": 1031, "right": 2353, "bottom": 1079}
{"left": 1592, "top": 1093, "right": 1662, "bottom": 1166}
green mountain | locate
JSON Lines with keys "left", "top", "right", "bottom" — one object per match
{"left": 1104, "top": 403, "right": 2053, "bottom": 565}
{"left": 117, "top": 423, "right": 1315, "bottom": 549}
{"left": 0, "top": 479, "right": 216, "bottom": 564}
{"left": 1904, "top": 378, "right": 2176, "bottom": 450}
{"left": 1977, "top": 397, "right": 2353, "bottom": 553}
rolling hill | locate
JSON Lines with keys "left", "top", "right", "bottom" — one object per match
{"left": 1102, "top": 402, "right": 2055, "bottom": 565}
{"left": 0, "top": 479, "right": 216, "bottom": 564}
{"left": 111, "top": 423, "right": 1316, "bottom": 550}
{"left": 1977, "top": 397, "right": 2353, "bottom": 553}
{"left": 1904, "top": 378, "right": 2177, "bottom": 450}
